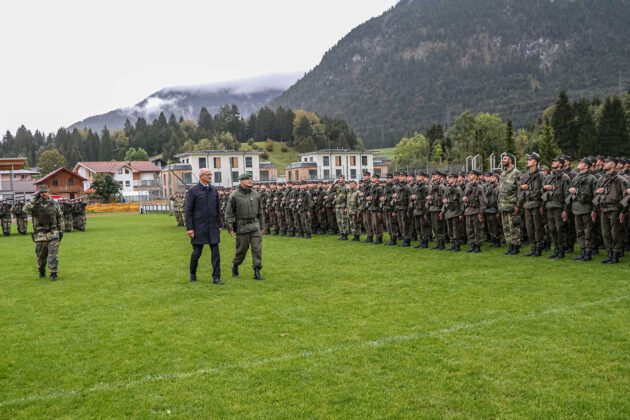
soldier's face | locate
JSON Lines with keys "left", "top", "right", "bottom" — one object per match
{"left": 502, "top": 156, "right": 510, "bottom": 166}
{"left": 448, "top": 177, "right": 456, "bottom": 185}
{"left": 40, "top": 193, "right": 49, "bottom": 200}
{"left": 577, "top": 162, "right": 588, "bottom": 171}
{"left": 604, "top": 161, "right": 615, "bottom": 171}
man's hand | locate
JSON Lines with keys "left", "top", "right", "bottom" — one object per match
{"left": 562, "top": 211, "right": 568, "bottom": 222}
{"left": 459, "top": 215, "right": 463, "bottom": 221}
{"left": 228, "top": 230, "right": 234, "bottom": 238}
{"left": 307, "top": 211, "right": 311, "bottom": 217}
{"left": 187, "top": 229, "right": 194, "bottom": 239}
{"left": 392, "top": 212, "right": 397, "bottom": 218}
{"left": 462, "top": 196, "right": 468, "bottom": 202}
{"left": 478, "top": 214, "right": 484, "bottom": 222}
{"left": 540, "top": 207, "right": 544, "bottom": 216}
{"left": 596, "top": 188, "right": 604, "bottom": 194}
{"left": 514, "top": 206, "right": 519, "bottom": 215}
{"left": 543, "top": 185, "right": 553, "bottom": 191}
{"left": 620, "top": 213, "right": 625, "bottom": 224}
{"left": 521, "top": 184, "right": 529, "bottom": 190}
{"left": 261, "top": 229, "right": 265, "bottom": 234}
{"left": 219, "top": 228, "right": 223, "bottom": 233}
{"left": 569, "top": 187, "right": 577, "bottom": 195}
{"left": 439, "top": 212, "right": 444, "bottom": 220}
{"left": 378, "top": 212, "right": 382, "bottom": 220}
{"left": 591, "top": 211, "right": 597, "bottom": 222}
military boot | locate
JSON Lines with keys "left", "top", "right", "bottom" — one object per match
{"left": 50, "top": 272, "right": 58, "bottom": 281}
{"left": 607, "top": 251, "right": 619, "bottom": 264}
{"left": 373, "top": 235, "right": 383, "bottom": 244}
{"left": 430, "top": 241, "right": 440, "bottom": 250}
{"left": 420, "top": 240, "right": 429, "bottom": 248}
{"left": 572, "top": 250, "right": 585, "bottom": 261}
{"left": 600, "top": 251, "right": 612, "bottom": 264}
{"left": 273, "top": 230, "right": 280, "bottom": 236}
{"left": 253, "top": 268, "right": 265, "bottom": 280}
{"left": 305, "top": 232, "right": 311, "bottom": 239}
{"left": 511, "top": 245, "right": 520, "bottom": 255}
{"left": 190, "top": 273, "right": 197, "bottom": 282}
{"left": 39, "top": 268, "right": 46, "bottom": 279}
{"left": 542, "top": 241, "right": 551, "bottom": 252}
{"left": 264, "top": 228, "right": 271, "bottom": 235}
{"left": 385, "top": 237, "right": 397, "bottom": 246}
{"left": 445, "top": 243, "right": 456, "bottom": 251}
{"left": 453, "top": 243, "right": 461, "bottom": 252}
{"left": 548, "top": 246, "right": 560, "bottom": 259}
{"left": 351, "top": 234, "right": 360, "bottom": 241}
{"left": 232, "top": 265, "right": 240, "bottom": 277}
{"left": 413, "top": 241, "right": 423, "bottom": 249}
{"left": 280, "top": 230, "right": 287, "bottom": 236}
{"left": 397, "top": 239, "right": 410, "bottom": 247}
{"left": 556, "top": 246, "right": 565, "bottom": 259}
{"left": 503, "top": 244, "right": 514, "bottom": 255}
{"left": 523, "top": 245, "right": 536, "bottom": 257}
{"left": 466, "top": 245, "right": 475, "bottom": 253}
{"left": 361, "top": 235, "right": 373, "bottom": 243}
{"left": 473, "top": 244, "right": 481, "bottom": 253}
{"left": 534, "top": 247, "right": 543, "bottom": 257}
{"left": 338, "top": 234, "right": 348, "bottom": 240}
{"left": 582, "top": 251, "right": 592, "bottom": 261}
{"left": 437, "top": 240, "right": 446, "bottom": 250}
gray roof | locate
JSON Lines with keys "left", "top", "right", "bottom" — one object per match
{"left": 1, "top": 179, "right": 37, "bottom": 194}
{"left": 175, "top": 150, "right": 262, "bottom": 157}
{"left": 162, "top": 163, "right": 192, "bottom": 172}
{"left": 286, "top": 162, "right": 317, "bottom": 169}
{"left": 259, "top": 161, "right": 277, "bottom": 168}
{"left": 298, "top": 149, "right": 369, "bottom": 156}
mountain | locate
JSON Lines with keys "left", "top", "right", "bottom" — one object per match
{"left": 69, "top": 73, "right": 302, "bottom": 132}
{"left": 270, "top": 0, "right": 630, "bottom": 147}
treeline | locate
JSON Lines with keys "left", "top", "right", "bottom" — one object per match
{"left": 393, "top": 90, "right": 630, "bottom": 171}
{"left": 0, "top": 104, "right": 361, "bottom": 173}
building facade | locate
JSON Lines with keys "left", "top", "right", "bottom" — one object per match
{"left": 34, "top": 167, "right": 87, "bottom": 199}
{"left": 175, "top": 150, "right": 270, "bottom": 187}
{"left": 290, "top": 149, "right": 385, "bottom": 181}
{"left": 74, "top": 161, "right": 162, "bottom": 196}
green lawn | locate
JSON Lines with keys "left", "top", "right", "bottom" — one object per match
{"left": 1, "top": 214, "right": 628, "bottom": 418}
{"left": 371, "top": 147, "right": 395, "bottom": 161}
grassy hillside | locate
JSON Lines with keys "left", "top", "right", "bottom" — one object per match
{"left": 240, "top": 140, "right": 298, "bottom": 176}
{"left": 1, "top": 214, "right": 628, "bottom": 417}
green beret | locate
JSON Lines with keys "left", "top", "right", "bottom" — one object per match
{"left": 238, "top": 172, "right": 252, "bottom": 180}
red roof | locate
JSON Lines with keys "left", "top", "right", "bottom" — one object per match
{"left": 75, "top": 161, "right": 162, "bottom": 173}
{"left": 35, "top": 167, "right": 87, "bottom": 184}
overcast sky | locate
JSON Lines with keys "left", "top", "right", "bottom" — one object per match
{"left": 0, "top": 0, "right": 399, "bottom": 136}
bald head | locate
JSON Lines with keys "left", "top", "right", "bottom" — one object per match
{"left": 199, "top": 168, "right": 212, "bottom": 185}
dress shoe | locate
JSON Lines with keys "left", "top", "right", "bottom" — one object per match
{"left": 213, "top": 278, "right": 224, "bottom": 285}
{"left": 190, "top": 273, "right": 197, "bottom": 282}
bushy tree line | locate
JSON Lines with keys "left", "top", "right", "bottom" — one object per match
{"left": 393, "top": 90, "right": 630, "bottom": 171}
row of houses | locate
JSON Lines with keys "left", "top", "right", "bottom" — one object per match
{"left": 1, "top": 149, "right": 389, "bottom": 200}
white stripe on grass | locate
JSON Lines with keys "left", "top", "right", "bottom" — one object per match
{"left": 1, "top": 295, "right": 627, "bottom": 408}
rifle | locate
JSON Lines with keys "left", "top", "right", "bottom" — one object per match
{"left": 519, "top": 169, "right": 540, "bottom": 202}
{"left": 592, "top": 174, "right": 617, "bottom": 207}
{"left": 565, "top": 175, "right": 589, "bottom": 206}
{"left": 541, "top": 171, "right": 562, "bottom": 202}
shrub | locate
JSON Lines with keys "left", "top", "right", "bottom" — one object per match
{"left": 261, "top": 151, "right": 269, "bottom": 159}
{"left": 281, "top": 146, "right": 289, "bottom": 153}
{"left": 265, "top": 140, "right": 274, "bottom": 152}
{"left": 247, "top": 138, "right": 255, "bottom": 146}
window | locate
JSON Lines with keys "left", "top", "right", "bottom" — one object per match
{"left": 182, "top": 172, "right": 192, "bottom": 184}
{"left": 213, "top": 157, "right": 221, "bottom": 168}
{"left": 350, "top": 156, "right": 356, "bottom": 166}
{"left": 125, "top": 168, "right": 130, "bottom": 174}
{"left": 199, "top": 157, "right": 207, "bottom": 169}
{"left": 323, "top": 156, "right": 330, "bottom": 167}
{"left": 245, "top": 157, "right": 252, "bottom": 168}
{"left": 214, "top": 172, "right": 222, "bottom": 183}
{"left": 52, "top": 179, "right": 58, "bottom": 186}
{"left": 374, "top": 168, "right": 382, "bottom": 177}
{"left": 309, "top": 170, "right": 317, "bottom": 179}
{"left": 68, "top": 178, "right": 74, "bottom": 186}
{"left": 303, "top": 157, "right": 307, "bottom": 162}
{"left": 230, "top": 157, "right": 238, "bottom": 168}
{"left": 362, "top": 156, "right": 368, "bottom": 166}
{"left": 260, "top": 170, "right": 269, "bottom": 181}
{"left": 118, "top": 169, "right": 123, "bottom": 174}
{"left": 125, "top": 180, "right": 131, "bottom": 187}
{"left": 288, "top": 171, "right": 292, "bottom": 182}
{"left": 335, "top": 169, "right": 342, "bottom": 177}
{"left": 323, "top": 169, "right": 330, "bottom": 179}
{"left": 350, "top": 169, "right": 356, "bottom": 179}
{"left": 294, "top": 170, "right": 298, "bottom": 181}
{"left": 335, "top": 156, "right": 342, "bottom": 166}
{"left": 310, "top": 157, "right": 313, "bottom": 162}
{"left": 118, "top": 181, "right": 123, "bottom": 186}
{"left": 232, "top": 171, "right": 239, "bottom": 183}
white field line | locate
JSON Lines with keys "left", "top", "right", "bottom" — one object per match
{"left": 1, "top": 295, "right": 627, "bottom": 408}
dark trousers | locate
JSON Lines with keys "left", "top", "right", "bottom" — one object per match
{"left": 601, "top": 210, "right": 623, "bottom": 252}
{"left": 547, "top": 208, "right": 566, "bottom": 247}
{"left": 190, "top": 243, "right": 221, "bottom": 280}
{"left": 524, "top": 207, "right": 544, "bottom": 247}
{"left": 465, "top": 214, "right": 483, "bottom": 245}
{"left": 415, "top": 214, "right": 431, "bottom": 241}
{"left": 431, "top": 212, "right": 446, "bottom": 241}
{"left": 574, "top": 213, "right": 594, "bottom": 251}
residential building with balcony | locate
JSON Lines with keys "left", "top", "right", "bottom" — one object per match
{"left": 73, "top": 161, "right": 162, "bottom": 197}
{"left": 175, "top": 150, "right": 266, "bottom": 187}
{"left": 34, "top": 167, "right": 87, "bottom": 199}
{"left": 289, "top": 149, "right": 385, "bottom": 181}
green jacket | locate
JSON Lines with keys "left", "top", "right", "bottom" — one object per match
{"left": 570, "top": 171, "right": 598, "bottom": 215}
{"left": 498, "top": 167, "right": 522, "bottom": 212}
{"left": 226, "top": 186, "right": 265, "bottom": 234}
{"left": 23, "top": 196, "right": 64, "bottom": 241}
{"left": 347, "top": 190, "right": 360, "bottom": 215}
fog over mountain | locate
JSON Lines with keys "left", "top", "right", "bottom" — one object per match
{"left": 69, "top": 72, "right": 302, "bottom": 132}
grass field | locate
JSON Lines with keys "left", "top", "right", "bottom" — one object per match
{"left": 239, "top": 141, "right": 299, "bottom": 175}
{"left": 1, "top": 214, "right": 629, "bottom": 418}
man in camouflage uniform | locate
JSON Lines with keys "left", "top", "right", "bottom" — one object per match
{"left": 381, "top": 173, "right": 399, "bottom": 246}
{"left": 275, "top": 183, "right": 287, "bottom": 235}
{"left": 428, "top": 172, "right": 447, "bottom": 250}
{"left": 463, "top": 170, "right": 486, "bottom": 252}
{"left": 328, "top": 175, "right": 349, "bottom": 240}
{"left": 359, "top": 172, "right": 373, "bottom": 242}
{"left": 542, "top": 157, "right": 571, "bottom": 259}
{"left": 347, "top": 180, "right": 361, "bottom": 241}
{"left": 24, "top": 185, "right": 64, "bottom": 281}
{"left": 394, "top": 172, "right": 413, "bottom": 247}
{"left": 594, "top": 157, "right": 626, "bottom": 264}
{"left": 170, "top": 192, "right": 186, "bottom": 226}
{"left": 290, "top": 183, "right": 303, "bottom": 237}
{"left": 519, "top": 153, "right": 546, "bottom": 257}
{"left": 443, "top": 173, "right": 464, "bottom": 251}
{"left": 61, "top": 199, "right": 73, "bottom": 232}
{"left": 298, "top": 182, "right": 314, "bottom": 238}
{"left": 13, "top": 198, "right": 29, "bottom": 235}
{"left": 498, "top": 153, "right": 522, "bottom": 254}
{"left": 283, "top": 182, "right": 295, "bottom": 236}
{"left": 314, "top": 181, "right": 328, "bottom": 234}
{"left": 1, "top": 199, "right": 12, "bottom": 236}
{"left": 367, "top": 173, "right": 384, "bottom": 244}
{"left": 73, "top": 197, "right": 88, "bottom": 231}
{"left": 411, "top": 172, "right": 431, "bottom": 248}
{"left": 569, "top": 157, "right": 598, "bottom": 261}
{"left": 484, "top": 172, "right": 502, "bottom": 247}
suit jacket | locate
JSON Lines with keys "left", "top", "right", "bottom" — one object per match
{"left": 185, "top": 182, "right": 222, "bottom": 245}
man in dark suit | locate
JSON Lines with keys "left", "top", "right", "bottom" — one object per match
{"left": 185, "top": 168, "right": 223, "bottom": 284}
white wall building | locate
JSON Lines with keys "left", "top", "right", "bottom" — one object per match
{"left": 296, "top": 149, "right": 376, "bottom": 180}
{"left": 73, "top": 161, "right": 162, "bottom": 195}
{"left": 175, "top": 150, "right": 263, "bottom": 187}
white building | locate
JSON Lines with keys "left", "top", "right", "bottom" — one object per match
{"left": 73, "top": 161, "right": 162, "bottom": 197}
{"left": 295, "top": 149, "right": 377, "bottom": 181}
{"left": 175, "top": 150, "right": 264, "bottom": 187}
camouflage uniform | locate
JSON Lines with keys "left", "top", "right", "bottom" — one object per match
{"left": 428, "top": 179, "right": 447, "bottom": 248}
{"left": 368, "top": 180, "right": 384, "bottom": 243}
{"left": 347, "top": 187, "right": 361, "bottom": 238}
{"left": 170, "top": 193, "right": 186, "bottom": 226}
{"left": 519, "top": 169, "right": 545, "bottom": 254}
{"left": 73, "top": 199, "right": 87, "bottom": 231}
{"left": 498, "top": 166, "right": 522, "bottom": 249}
{"left": 463, "top": 180, "right": 487, "bottom": 249}
{"left": 328, "top": 181, "right": 349, "bottom": 236}
{"left": 411, "top": 179, "right": 431, "bottom": 247}
{"left": 595, "top": 171, "right": 626, "bottom": 262}
{"left": 382, "top": 179, "right": 398, "bottom": 244}
{"left": 298, "top": 187, "right": 314, "bottom": 237}
{"left": 1, "top": 200, "right": 12, "bottom": 236}
{"left": 359, "top": 178, "right": 373, "bottom": 239}
{"left": 62, "top": 200, "right": 73, "bottom": 232}
{"left": 542, "top": 169, "right": 570, "bottom": 256}
{"left": 569, "top": 169, "right": 598, "bottom": 259}
{"left": 24, "top": 194, "right": 65, "bottom": 276}
{"left": 13, "top": 200, "right": 29, "bottom": 235}
{"left": 443, "top": 181, "right": 464, "bottom": 250}
{"left": 485, "top": 181, "right": 502, "bottom": 246}
{"left": 395, "top": 181, "right": 413, "bottom": 245}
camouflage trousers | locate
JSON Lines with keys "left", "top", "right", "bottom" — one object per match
{"left": 396, "top": 210, "right": 412, "bottom": 240}
{"left": 326, "top": 208, "right": 337, "bottom": 233}
{"left": 275, "top": 210, "right": 286, "bottom": 232}
{"left": 349, "top": 212, "right": 360, "bottom": 235}
{"left": 233, "top": 230, "right": 262, "bottom": 269}
{"left": 1, "top": 217, "right": 11, "bottom": 235}
{"left": 317, "top": 209, "right": 328, "bottom": 232}
{"left": 546, "top": 208, "right": 566, "bottom": 247}
{"left": 370, "top": 210, "right": 383, "bottom": 236}
{"left": 284, "top": 209, "right": 294, "bottom": 232}
{"left": 361, "top": 211, "right": 373, "bottom": 236}
{"left": 64, "top": 215, "right": 73, "bottom": 232}
{"left": 36, "top": 239, "right": 59, "bottom": 273}
{"left": 292, "top": 210, "right": 303, "bottom": 233}
{"left": 600, "top": 209, "right": 624, "bottom": 252}
{"left": 175, "top": 210, "right": 185, "bottom": 226}
{"left": 486, "top": 212, "right": 502, "bottom": 241}
{"left": 574, "top": 213, "right": 595, "bottom": 252}
{"left": 501, "top": 210, "right": 521, "bottom": 246}
{"left": 17, "top": 217, "right": 28, "bottom": 234}
{"left": 335, "top": 206, "right": 349, "bottom": 234}
{"left": 74, "top": 215, "right": 87, "bottom": 231}
{"left": 383, "top": 211, "right": 397, "bottom": 239}
{"left": 300, "top": 210, "right": 311, "bottom": 234}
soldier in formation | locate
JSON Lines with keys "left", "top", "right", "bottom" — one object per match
{"left": 12, "top": 198, "right": 29, "bottom": 235}
{"left": 170, "top": 192, "right": 186, "bottom": 227}
{"left": 1, "top": 198, "right": 12, "bottom": 236}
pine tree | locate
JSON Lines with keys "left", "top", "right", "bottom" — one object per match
{"left": 198, "top": 107, "right": 213, "bottom": 131}
{"left": 551, "top": 90, "right": 574, "bottom": 155}
{"left": 577, "top": 110, "right": 597, "bottom": 157}
{"left": 539, "top": 118, "right": 560, "bottom": 167}
{"left": 503, "top": 119, "right": 516, "bottom": 155}
{"left": 596, "top": 96, "right": 630, "bottom": 155}
{"left": 99, "top": 127, "right": 115, "bottom": 161}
